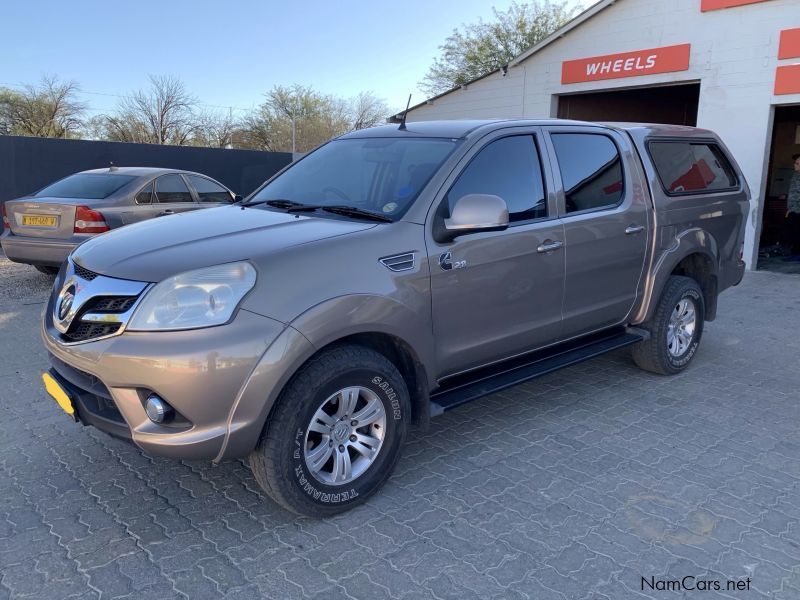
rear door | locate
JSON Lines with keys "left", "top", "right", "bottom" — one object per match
{"left": 116, "top": 180, "right": 162, "bottom": 226}
{"left": 542, "top": 126, "right": 649, "bottom": 338}
{"left": 152, "top": 174, "right": 204, "bottom": 217}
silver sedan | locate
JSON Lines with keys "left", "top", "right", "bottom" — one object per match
{"left": 1, "top": 166, "right": 238, "bottom": 274}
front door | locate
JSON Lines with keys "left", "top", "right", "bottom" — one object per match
{"left": 543, "top": 127, "right": 649, "bottom": 338}
{"left": 185, "top": 174, "right": 236, "bottom": 209}
{"left": 427, "top": 131, "right": 565, "bottom": 377}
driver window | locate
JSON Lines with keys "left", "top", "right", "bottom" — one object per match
{"left": 446, "top": 135, "right": 547, "bottom": 223}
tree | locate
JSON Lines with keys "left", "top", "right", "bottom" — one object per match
{"left": 349, "top": 92, "right": 390, "bottom": 131}
{"left": 101, "top": 75, "right": 197, "bottom": 145}
{"left": 421, "top": 1, "right": 579, "bottom": 96}
{"left": 192, "top": 109, "right": 239, "bottom": 148}
{"left": 0, "top": 75, "right": 86, "bottom": 138}
{"left": 239, "top": 85, "right": 388, "bottom": 153}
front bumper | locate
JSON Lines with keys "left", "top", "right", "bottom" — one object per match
{"left": 43, "top": 303, "right": 294, "bottom": 460}
{"left": 1, "top": 231, "right": 79, "bottom": 267}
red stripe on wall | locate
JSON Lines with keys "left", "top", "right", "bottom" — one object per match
{"left": 701, "top": 0, "right": 773, "bottom": 11}
{"left": 775, "top": 64, "right": 800, "bottom": 96}
{"left": 779, "top": 29, "right": 800, "bottom": 60}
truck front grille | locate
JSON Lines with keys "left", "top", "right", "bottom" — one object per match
{"left": 73, "top": 263, "right": 99, "bottom": 281}
{"left": 62, "top": 322, "right": 122, "bottom": 343}
{"left": 51, "top": 259, "right": 149, "bottom": 345}
{"left": 87, "top": 296, "right": 137, "bottom": 313}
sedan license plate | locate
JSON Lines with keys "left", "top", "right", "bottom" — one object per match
{"left": 22, "top": 214, "right": 58, "bottom": 227}
{"left": 42, "top": 372, "right": 77, "bottom": 420}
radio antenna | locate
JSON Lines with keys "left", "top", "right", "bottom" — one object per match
{"left": 398, "top": 94, "right": 412, "bottom": 131}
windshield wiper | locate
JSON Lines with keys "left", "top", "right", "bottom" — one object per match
{"left": 242, "top": 198, "right": 304, "bottom": 209}
{"left": 251, "top": 199, "right": 392, "bottom": 222}
{"left": 321, "top": 205, "right": 393, "bottom": 222}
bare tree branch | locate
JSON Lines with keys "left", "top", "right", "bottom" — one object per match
{"left": 98, "top": 75, "right": 198, "bottom": 145}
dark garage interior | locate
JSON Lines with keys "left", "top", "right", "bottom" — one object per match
{"left": 557, "top": 82, "right": 700, "bottom": 126}
{"left": 758, "top": 103, "right": 800, "bottom": 273}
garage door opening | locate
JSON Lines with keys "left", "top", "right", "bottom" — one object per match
{"left": 757, "top": 104, "right": 800, "bottom": 273}
{"left": 557, "top": 83, "right": 700, "bottom": 126}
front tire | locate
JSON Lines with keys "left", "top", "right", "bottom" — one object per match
{"left": 248, "top": 345, "right": 410, "bottom": 517}
{"left": 632, "top": 275, "right": 705, "bottom": 375}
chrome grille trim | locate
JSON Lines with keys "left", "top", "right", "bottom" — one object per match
{"left": 52, "top": 259, "right": 151, "bottom": 345}
{"left": 379, "top": 252, "right": 415, "bottom": 272}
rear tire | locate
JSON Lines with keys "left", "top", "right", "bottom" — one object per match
{"left": 248, "top": 344, "right": 409, "bottom": 517}
{"left": 35, "top": 265, "right": 59, "bottom": 276}
{"left": 632, "top": 275, "right": 705, "bottom": 375}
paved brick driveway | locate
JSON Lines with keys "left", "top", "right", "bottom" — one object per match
{"left": 2, "top": 257, "right": 800, "bottom": 600}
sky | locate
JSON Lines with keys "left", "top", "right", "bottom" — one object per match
{"left": 2, "top": 0, "right": 583, "bottom": 118}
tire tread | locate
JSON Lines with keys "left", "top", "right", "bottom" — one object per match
{"left": 632, "top": 275, "right": 704, "bottom": 375}
{"left": 249, "top": 344, "right": 407, "bottom": 516}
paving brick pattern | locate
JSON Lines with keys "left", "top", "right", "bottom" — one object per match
{"left": 2, "top": 258, "right": 800, "bottom": 599}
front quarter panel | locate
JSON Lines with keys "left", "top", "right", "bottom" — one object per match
{"left": 217, "top": 221, "right": 435, "bottom": 459}
{"left": 241, "top": 221, "right": 431, "bottom": 339}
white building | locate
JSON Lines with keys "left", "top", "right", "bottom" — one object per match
{"left": 399, "top": 0, "right": 800, "bottom": 269}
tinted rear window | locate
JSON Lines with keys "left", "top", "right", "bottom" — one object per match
{"left": 36, "top": 173, "right": 136, "bottom": 199}
{"left": 551, "top": 133, "right": 624, "bottom": 213}
{"left": 648, "top": 141, "right": 737, "bottom": 195}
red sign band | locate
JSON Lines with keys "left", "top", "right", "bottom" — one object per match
{"left": 700, "top": 0, "right": 773, "bottom": 11}
{"left": 561, "top": 44, "right": 691, "bottom": 85}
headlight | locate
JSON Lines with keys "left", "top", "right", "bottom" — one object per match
{"left": 127, "top": 262, "right": 256, "bottom": 331}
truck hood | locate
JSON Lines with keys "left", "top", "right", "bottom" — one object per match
{"left": 71, "top": 205, "right": 377, "bottom": 282}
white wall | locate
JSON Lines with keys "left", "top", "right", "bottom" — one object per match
{"left": 408, "top": 0, "right": 800, "bottom": 268}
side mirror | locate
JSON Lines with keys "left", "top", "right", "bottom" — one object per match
{"left": 442, "top": 194, "right": 509, "bottom": 239}
{"left": 233, "top": 194, "right": 244, "bottom": 202}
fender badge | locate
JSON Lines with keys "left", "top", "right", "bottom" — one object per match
{"left": 439, "top": 252, "right": 466, "bottom": 271}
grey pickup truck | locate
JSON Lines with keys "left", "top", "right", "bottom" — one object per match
{"left": 41, "top": 119, "right": 748, "bottom": 516}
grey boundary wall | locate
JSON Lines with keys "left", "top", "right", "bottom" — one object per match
{"left": 0, "top": 135, "right": 293, "bottom": 202}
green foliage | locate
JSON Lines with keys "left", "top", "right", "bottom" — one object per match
{"left": 0, "top": 76, "right": 86, "bottom": 138}
{"left": 421, "top": 1, "right": 580, "bottom": 96}
{"left": 239, "top": 85, "right": 388, "bottom": 153}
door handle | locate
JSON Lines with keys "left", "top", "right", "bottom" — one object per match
{"left": 625, "top": 224, "right": 645, "bottom": 235}
{"left": 158, "top": 209, "right": 175, "bottom": 216}
{"left": 537, "top": 240, "right": 564, "bottom": 253}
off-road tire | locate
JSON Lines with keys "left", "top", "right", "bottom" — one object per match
{"left": 248, "top": 344, "right": 410, "bottom": 517}
{"left": 632, "top": 275, "right": 705, "bottom": 375}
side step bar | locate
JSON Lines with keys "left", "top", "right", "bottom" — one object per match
{"left": 429, "top": 327, "right": 648, "bottom": 416}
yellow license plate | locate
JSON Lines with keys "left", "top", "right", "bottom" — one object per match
{"left": 22, "top": 214, "right": 58, "bottom": 227}
{"left": 42, "top": 372, "right": 76, "bottom": 419}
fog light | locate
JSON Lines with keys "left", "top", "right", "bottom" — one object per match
{"left": 145, "top": 394, "right": 174, "bottom": 424}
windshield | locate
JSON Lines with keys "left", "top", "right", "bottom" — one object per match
{"left": 35, "top": 173, "right": 136, "bottom": 199}
{"left": 249, "top": 137, "right": 458, "bottom": 219}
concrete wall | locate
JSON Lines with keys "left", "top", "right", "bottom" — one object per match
{"left": 407, "top": 0, "right": 800, "bottom": 268}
